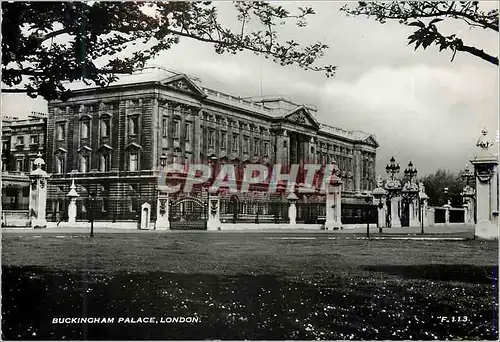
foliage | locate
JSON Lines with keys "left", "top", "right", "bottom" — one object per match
{"left": 2, "top": 2, "right": 335, "bottom": 101}
{"left": 421, "top": 168, "right": 472, "bottom": 206}
{"left": 340, "top": 1, "right": 498, "bottom": 65}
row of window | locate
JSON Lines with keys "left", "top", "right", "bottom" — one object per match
{"left": 13, "top": 135, "right": 40, "bottom": 146}
{"left": 54, "top": 152, "right": 138, "bottom": 174}
{"left": 56, "top": 116, "right": 140, "bottom": 141}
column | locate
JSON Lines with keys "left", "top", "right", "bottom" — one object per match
{"left": 443, "top": 202, "right": 451, "bottom": 225}
{"left": 390, "top": 196, "right": 402, "bottom": 228}
{"left": 354, "top": 149, "right": 361, "bottom": 193}
{"left": 409, "top": 198, "right": 420, "bottom": 227}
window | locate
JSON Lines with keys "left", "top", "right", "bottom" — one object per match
{"left": 243, "top": 137, "right": 249, "bottom": 153}
{"left": 30, "top": 159, "right": 36, "bottom": 171}
{"left": 101, "top": 118, "right": 110, "bottom": 137}
{"left": 221, "top": 132, "right": 227, "bottom": 149}
{"left": 30, "top": 135, "right": 38, "bottom": 144}
{"left": 162, "top": 117, "right": 168, "bottom": 137}
{"left": 129, "top": 152, "right": 138, "bottom": 171}
{"left": 56, "top": 123, "right": 65, "bottom": 140}
{"left": 208, "top": 130, "right": 215, "bottom": 147}
{"left": 129, "top": 117, "right": 138, "bottom": 135}
{"left": 80, "top": 155, "right": 89, "bottom": 173}
{"left": 173, "top": 121, "right": 180, "bottom": 139}
{"left": 56, "top": 156, "right": 65, "bottom": 174}
{"left": 232, "top": 134, "right": 239, "bottom": 151}
{"left": 253, "top": 139, "right": 259, "bottom": 154}
{"left": 264, "top": 142, "right": 269, "bottom": 156}
{"left": 17, "top": 136, "right": 24, "bottom": 145}
{"left": 16, "top": 159, "right": 23, "bottom": 172}
{"left": 184, "top": 122, "right": 191, "bottom": 141}
{"left": 80, "top": 120, "right": 90, "bottom": 139}
{"left": 100, "top": 154, "right": 110, "bottom": 172}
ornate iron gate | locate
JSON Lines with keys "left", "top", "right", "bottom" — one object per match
{"left": 169, "top": 195, "right": 208, "bottom": 230}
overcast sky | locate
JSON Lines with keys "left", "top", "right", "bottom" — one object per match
{"left": 2, "top": 1, "right": 498, "bottom": 176}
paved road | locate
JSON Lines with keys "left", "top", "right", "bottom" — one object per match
{"left": 2, "top": 224, "right": 475, "bottom": 239}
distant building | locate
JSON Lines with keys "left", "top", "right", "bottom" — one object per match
{"left": 45, "top": 68, "right": 378, "bottom": 222}
{"left": 1, "top": 112, "right": 47, "bottom": 210}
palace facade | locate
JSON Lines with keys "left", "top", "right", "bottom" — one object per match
{"left": 45, "top": 68, "right": 378, "bottom": 221}
{"left": 1, "top": 113, "right": 47, "bottom": 211}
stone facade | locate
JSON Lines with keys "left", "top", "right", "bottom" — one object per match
{"left": 1, "top": 112, "right": 47, "bottom": 211}
{"left": 45, "top": 69, "right": 378, "bottom": 221}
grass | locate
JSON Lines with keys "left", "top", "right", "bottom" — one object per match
{"left": 2, "top": 232, "right": 498, "bottom": 340}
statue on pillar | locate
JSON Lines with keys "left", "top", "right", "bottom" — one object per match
{"left": 470, "top": 128, "right": 499, "bottom": 240}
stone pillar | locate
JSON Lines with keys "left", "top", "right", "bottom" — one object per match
{"left": 372, "top": 187, "right": 387, "bottom": 228}
{"left": 354, "top": 149, "right": 361, "bottom": 193}
{"left": 443, "top": 201, "right": 451, "bottom": 225}
{"left": 409, "top": 199, "right": 420, "bottom": 227}
{"left": 156, "top": 191, "right": 170, "bottom": 230}
{"left": 67, "top": 179, "right": 79, "bottom": 223}
{"left": 427, "top": 207, "right": 435, "bottom": 227}
{"left": 207, "top": 192, "right": 221, "bottom": 230}
{"left": 471, "top": 129, "right": 498, "bottom": 239}
{"left": 390, "top": 196, "right": 402, "bottom": 228}
{"left": 29, "top": 153, "right": 50, "bottom": 228}
{"left": 287, "top": 193, "right": 298, "bottom": 226}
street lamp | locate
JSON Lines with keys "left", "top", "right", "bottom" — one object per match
{"left": 444, "top": 187, "right": 449, "bottom": 205}
{"left": 88, "top": 191, "right": 97, "bottom": 237}
{"left": 460, "top": 164, "right": 475, "bottom": 186}
{"left": 357, "top": 192, "right": 373, "bottom": 238}
{"left": 385, "top": 156, "right": 400, "bottom": 180}
{"left": 160, "top": 153, "right": 167, "bottom": 168}
{"left": 404, "top": 161, "right": 418, "bottom": 183}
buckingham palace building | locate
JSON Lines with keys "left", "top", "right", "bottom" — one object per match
{"left": 45, "top": 68, "right": 378, "bottom": 222}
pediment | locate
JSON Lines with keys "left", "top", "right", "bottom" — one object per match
{"left": 162, "top": 75, "right": 207, "bottom": 98}
{"left": 77, "top": 145, "right": 92, "bottom": 153}
{"left": 126, "top": 142, "right": 142, "bottom": 150}
{"left": 283, "top": 106, "right": 320, "bottom": 129}
{"left": 363, "top": 135, "right": 379, "bottom": 148}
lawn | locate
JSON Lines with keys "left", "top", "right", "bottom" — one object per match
{"left": 1, "top": 232, "right": 498, "bottom": 340}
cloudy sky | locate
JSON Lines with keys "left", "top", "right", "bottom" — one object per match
{"left": 2, "top": 1, "right": 498, "bottom": 176}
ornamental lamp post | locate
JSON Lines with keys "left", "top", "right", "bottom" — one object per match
{"left": 385, "top": 156, "right": 400, "bottom": 180}
{"left": 444, "top": 187, "right": 449, "bottom": 205}
{"left": 357, "top": 192, "right": 373, "bottom": 238}
{"left": 88, "top": 191, "right": 97, "bottom": 237}
{"left": 404, "top": 161, "right": 418, "bottom": 184}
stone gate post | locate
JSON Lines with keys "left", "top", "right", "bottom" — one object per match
{"left": 207, "top": 191, "right": 221, "bottom": 230}
{"left": 29, "top": 153, "right": 50, "bottom": 228}
{"left": 471, "top": 129, "right": 499, "bottom": 239}
{"left": 287, "top": 193, "right": 298, "bottom": 226}
{"left": 156, "top": 189, "right": 170, "bottom": 230}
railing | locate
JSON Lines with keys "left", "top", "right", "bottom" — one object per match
{"left": 202, "top": 88, "right": 272, "bottom": 113}
{"left": 341, "top": 203, "right": 377, "bottom": 225}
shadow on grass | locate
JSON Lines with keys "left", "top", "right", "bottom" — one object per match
{"left": 362, "top": 264, "right": 498, "bottom": 284}
{"left": 2, "top": 265, "right": 497, "bottom": 340}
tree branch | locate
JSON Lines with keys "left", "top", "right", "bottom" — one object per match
{"left": 2, "top": 88, "right": 29, "bottom": 93}
{"left": 457, "top": 43, "right": 499, "bottom": 65}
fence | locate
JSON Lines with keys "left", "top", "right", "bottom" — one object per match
{"left": 47, "top": 197, "right": 157, "bottom": 223}
{"left": 429, "top": 206, "right": 467, "bottom": 225}
{"left": 341, "top": 203, "right": 378, "bottom": 225}
{"left": 219, "top": 199, "right": 289, "bottom": 224}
